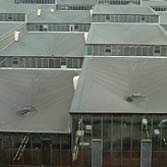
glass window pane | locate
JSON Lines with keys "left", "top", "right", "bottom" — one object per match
{"left": 93, "top": 117, "right": 102, "bottom": 139}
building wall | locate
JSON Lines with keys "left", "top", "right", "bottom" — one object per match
{"left": 86, "top": 44, "right": 167, "bottom": 56}
{"left": 0, "top": 57, "right": 84, "bottom": 69}
{"left": 27, "top": 23, "right": 91, "bottom": 32}
{"left": 15, "top": 0, "right": 55, "bottom": 4}
{"left": 92, "top": 14, "right": 159, "bottom": 23}
{"left": 72, "top": 114, "right": 167, "bottom": 167}
{"left": 161, "top": 25, "right": 167, "bottom": 32}
{"left": 99, "top": 0, "right": 141, "bottom": 5}
{"left": 151, "top": 6, "right": 167, "bottom": 11}
{"left": 0, "top": 133, "right": 71, "bottom": 166}
{"left": 0, "top": 13, "right": 26, "bottom": 22}
{"left": 56, "top": 5, "right": 93, "bottom": 10}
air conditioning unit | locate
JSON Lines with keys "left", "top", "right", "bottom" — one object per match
{"left": 79, "top": 142, "right": 90, "bottom": 147}
{"left": 73, "top": 75, "right": 80, "bottom": 90}
{"left": 61, "top": 65, "right": 67, "bottom": 69}
{"left": 154, "top": 129, "right": 160, "bottom": 136}
{"left": 85, "top": 125, "right": 92, "bottom": 133}
{"left": 85, "top": 125, "right": 92, "bottom": 131}
{"left": 76, "top": 130, "right": 84, "bottom": 137}
{"left": 142, "top": 118, "right": 148, "bottom": 126}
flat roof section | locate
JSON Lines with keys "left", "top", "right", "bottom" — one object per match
{"left": 0, "top": 69, "right": 78, "bottom": 133}
{"left": 86, "top": 23, "right": 167, "bottom": 45}
{"left": 92, "top": 4, "right": 158, "bottom": 15}
{"left": 70, "top": 57, "right": 167, "bottom": 114}
{"left": 0, "top": 32, "right": 85, "bottom": 57}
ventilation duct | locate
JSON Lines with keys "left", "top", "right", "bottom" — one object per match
{"left": 37, "top": 8, "right": 42, "bottom": 16}
{"left": 90, "top": 9, "right": 93, "bottom": 16}
{"left": 14, "top": 31, "right": 20, "bottom": 42}
{"left": 73, "top": 75, "right": 80, "bottom": 90}
{"left": 84, "top": 32, "right": 88, "bottom": 41}
{"left": 16, "top": 106, "right": 37, "bottom": 116}
{"left": 50, "top": 8, "right": 54, "bottom": 12}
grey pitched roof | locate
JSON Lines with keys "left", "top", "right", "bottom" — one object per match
{"left": 58, "top": 0, "right": 99, "bottom": 5}
{"left": 0, "top": 3, "right": 40, "bottom": 13}
{"left": 142, "top": 0, "right": 167, "bottom": 7}
{"left": 92, "top": 4, "right": 158, "bottom": 15}
{"left": 159, "top": 12, "right": 167, "bottom": 25}
{"left": 0, "top": 69, "right": 78, "bottom": 133}
{"left": 86, "top": 23, "right": 167, "bottom": 45}
{"left": 29, "top": 10, "right": 92, "bottom": 23}
{"left": 0, "top": 32, "right": 85, "bottom": 57}
{"left": 0, "top": 0, "right": 16, "bottom": 5}
{"left": 0, "top": 23, "right": 22, "bottom": 38}
{"left": 70, "top": 57, "right": 167, "bottom": 114}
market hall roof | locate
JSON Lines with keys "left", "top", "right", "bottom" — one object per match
{"left": 70, "top": 57, "right": 167, "bottom": 114}
{"left": 92, "top": 4, "right": 158, "bottom": 15}
{"left": 29, "top": 10, "right": 92, "bottom": 23}
{"left": 86, "top": 23, "right": 167, "bottom": 45}
{"left": 0, "top": 69, "right": 78, "bottom": 133}
{"left": 0, "top": 32, "right": 85, "bottom": 57}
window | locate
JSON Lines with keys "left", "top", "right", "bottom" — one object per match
{"left": 61, "top": 58, "right": 67, "bottom": 69}
{"left": 154, "top": 47, "right": 160, "bottom": 54}
{"left": 7, "top": 14, "right": 13, "bottom": 20}
{"left": 61, "top": 58, "right": 66, "bottom": 65}
{"left": 69, "top": 25, "right": 75, "bottom": 32}
{"left": 43, "top": 24, "right": 48, "bottom": 31}
{"left": 105, "top": 15, "right": 110, "bottom": 21}
{"left": 12, "top": 57, "right": 19, "bottom": 65}
{"left": 105, "top": 45, "right": 111, "bottom": 53}
{"left": 39, "top": 25, "right": 43, "bottom": 31}
{"left": 154, "top": 46, "right": 161, "bottom": 56}
{"left": 141, "top": 16, "right": 145, "bottom": 22}
{"left": 75, "top": 25, "right": 79, "bottom": 30}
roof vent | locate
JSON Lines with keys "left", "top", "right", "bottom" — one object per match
{"left": 51, "top": 8, "right": 54, "bottom": 12}
{"left": 84, "top": 32, "right": 88, "bottom": 41}
{"left": 126, "top": 93, "right": 145, "bottom": 102}
{"left": 90, "top": 9, "right": 93, "bottom": 16}
{"left": 14, "top": 31, "right": 20, "bottom": 42}
{"left": 37, "top": 8, "right": 42, "bottom": 16}
{"left": 73, "top": 75, "right": 80, "bottom": 90}
{"left": 16, "top": 106, "right": 37, "bottom": 116}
